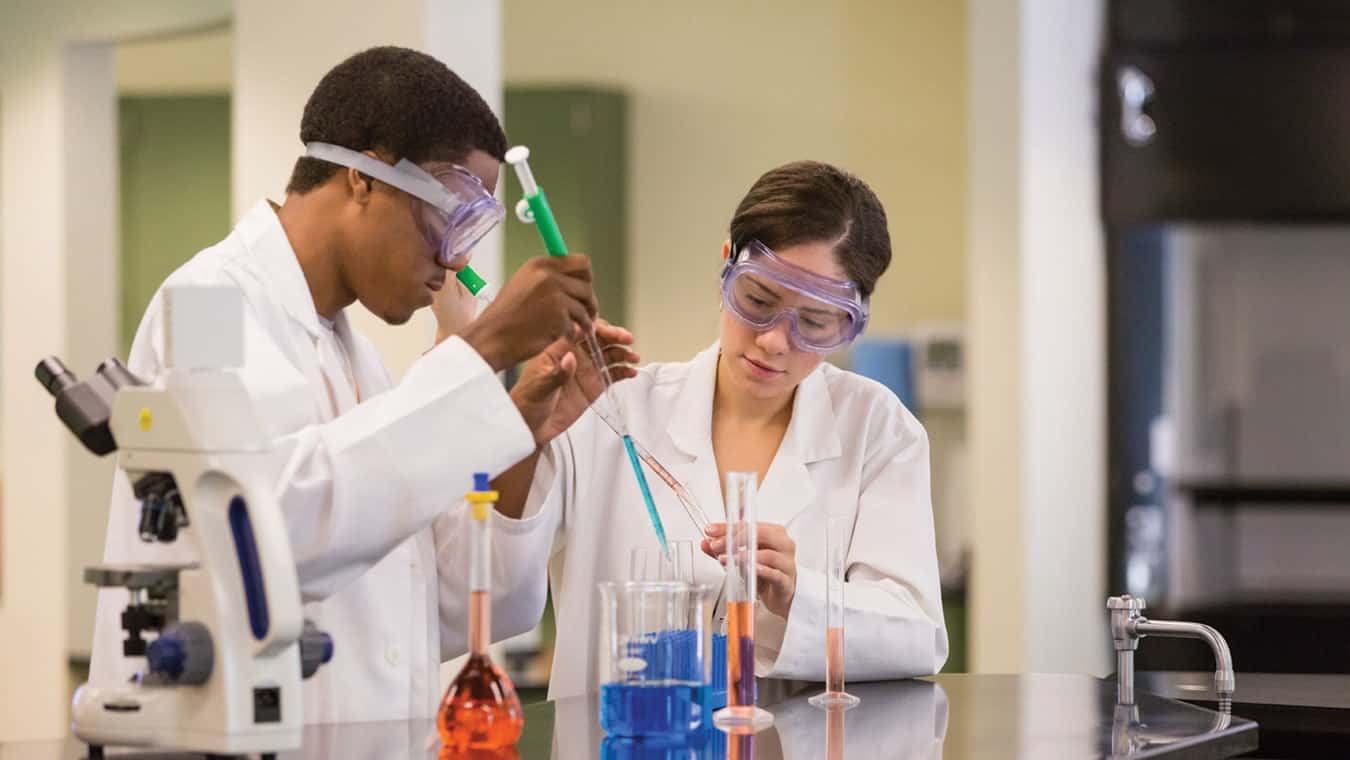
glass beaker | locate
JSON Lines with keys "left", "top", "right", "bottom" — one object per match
{"left": 597, "top": 581, "right": 711, "bottom": 738}
{"left": 630, "top": 541, "right": 696, "bottom": 583}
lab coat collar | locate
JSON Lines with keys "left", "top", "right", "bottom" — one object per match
{"left": 667, "top": 343, "right": 844, "bottom": 466}
{"left": 667, "top": 344, "right": 719, "bottom": 460}
{"left": 237, "top": 199, "right": 326, "bottom": 339}
{"left": 665, "top": 344, "right": 843, "bottom": 528}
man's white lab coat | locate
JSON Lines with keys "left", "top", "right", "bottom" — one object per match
{"left": 92, "top": 200, "right": 543, "bottom": 723}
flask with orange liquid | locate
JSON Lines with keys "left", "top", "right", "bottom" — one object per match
{"left": 437, "top": 473, "right": 524, "bottom": 753}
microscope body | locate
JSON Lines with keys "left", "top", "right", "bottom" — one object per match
{"left": 40, "top": 285, "right": 324, "bottom": 756}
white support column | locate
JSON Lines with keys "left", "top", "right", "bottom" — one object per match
{"left": 0, "top": 2, "right": 230, "bottom": 740}
{"left": 0, "top": 39, "right": 74, "bottom": 742}
{"left": 968, "top": 0, "right": 1108, "bottom": 676}
{"left": 233, "top": 0, "right": 504, "bottom": 380}
{"left": 968, "top": 0, "right": 1027, "bottom": 674}
{"left": 60, "top": 39, "right": 121, "bottom": 673}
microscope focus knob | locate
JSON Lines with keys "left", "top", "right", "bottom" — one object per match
{"left": 298, "top": 619, "right": 334, "bottom": 679}
{"left": 147, "top": 622, "right": 214, "bottom": 685}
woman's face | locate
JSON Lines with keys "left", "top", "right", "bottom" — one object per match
{"left": 718, "top": 238, "right": 849, "bottom": 403}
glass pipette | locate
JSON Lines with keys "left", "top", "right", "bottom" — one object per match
{"left": 453, "top": 251, "right": 708, "bottom": 534}
{"left": 505, "top": 145, "right": 670, "bottom": 558}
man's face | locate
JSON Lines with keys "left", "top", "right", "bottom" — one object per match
{"left": 343, "top": 149, "right": 501, "bottom": 325}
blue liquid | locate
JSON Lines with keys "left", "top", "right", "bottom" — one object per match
{"left": 622, "top": 435, "right": 669, "bottom": 555}
{"left": 601, "top": 683, "right": 706, "bottom": 737}
{"left": 624, "top": 629, "right": 702, "bottom": 683}
{"left": 706, "top": 633, "right": 728, "bottom": 711}
{"left": 601, "top": 726, "right": 726, "bottom": 760}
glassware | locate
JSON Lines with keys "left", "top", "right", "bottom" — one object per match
{"left": 597, "top": 581, "right": 711, "bottom": 738}
{"left": 712, "top": 472, "right": 774, "bottom": 732}
{"left": 810, "top": 515, "right": 860, "bottom": 709}
{"left": 437, "top": 474, "right": 524, "bottom": 752}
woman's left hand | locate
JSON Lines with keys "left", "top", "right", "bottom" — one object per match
{"left": 702, "top": 522, "right": 797, "bottom": 618}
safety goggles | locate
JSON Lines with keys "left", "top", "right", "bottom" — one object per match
{"left": 304, "top": 142, "right": 505, "bottom": 267}
{"left": 719, "top": 240, "right": 869, "bottom": 353}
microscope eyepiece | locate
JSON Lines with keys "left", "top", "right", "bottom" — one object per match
{"left": 35, "top": 356, "right": 77, "bottom": 397}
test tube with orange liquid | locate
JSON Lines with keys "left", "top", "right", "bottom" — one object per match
{"left": 712, "top": 471, "right": 774, "bottom": 732}
{"left": 810, "top": 514, "right": 860, "bottom": 709}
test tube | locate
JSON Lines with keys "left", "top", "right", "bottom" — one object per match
{"left": 826, "top": 703, "right": 846, "bottom": 760}
{"left": 810, "top": 515, "right": 860, "bottom": 709}
{"left": 804, "top": 515, "right": 858, "bottom": 712}
{"left": 712, "top": 472, "right": 774, "bottom": 732}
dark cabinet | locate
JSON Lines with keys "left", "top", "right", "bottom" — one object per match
{"left": 1102, "top": 50, "right": 1350, "bottom": 223}
{"left": 1101, "top": 0, "right": 1350, "bottom": 224}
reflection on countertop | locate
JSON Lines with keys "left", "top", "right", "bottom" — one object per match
{"left": 0, "top": 675, "right": 1254, "bottom": 760}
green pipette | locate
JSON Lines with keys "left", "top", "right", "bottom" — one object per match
{"left": 504, "top": 145, "right": 670, "bottom": 558}
{"left": 455, "top": 265, "right": 489, "bottom": 296}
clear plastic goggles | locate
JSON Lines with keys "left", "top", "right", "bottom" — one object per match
{"left": 719, "top": 240, "right": 869, "bottom": 353}
{"left": 304, "top": 142, "right": 505, "bottom": 266}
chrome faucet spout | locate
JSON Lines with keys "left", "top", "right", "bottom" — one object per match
{"left": 1107, "top": 595, "right": 1236, "bottom": 713}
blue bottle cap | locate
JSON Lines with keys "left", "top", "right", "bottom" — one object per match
{"left": 473, "top": 472, "right": 491, "bottom": 492}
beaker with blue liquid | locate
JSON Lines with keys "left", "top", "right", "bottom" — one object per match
{"left": 598, "top": 581, "right": 712, "bottom": 738}
{"left": 628, "top": 542, "right": 727, "bottom": 714}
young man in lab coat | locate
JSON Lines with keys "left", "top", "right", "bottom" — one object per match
{"left": 91, "top": 46, "right": 635, "bottom": 723}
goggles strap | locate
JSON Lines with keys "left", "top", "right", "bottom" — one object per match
{"left": 304, "top": 142, "right": 456, "bottom": 211}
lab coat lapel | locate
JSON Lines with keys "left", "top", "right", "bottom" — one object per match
{"left": 236, "top": 200, "right": 354, "bottom": 416}
{"left": 664, "top": 345, "right": 725, "bottom": 524}
{"left": 238, "top": 200, "right": 325, "bottom": 344}
{"left": 331, "top": 311, "right": 389, "bottom": 402}
{"left": 754, "top": 364, "right": 843, "bottom": 527}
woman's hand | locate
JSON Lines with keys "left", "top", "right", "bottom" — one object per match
{"left": 702, "top": 522, "right": 797, "bottom": 618}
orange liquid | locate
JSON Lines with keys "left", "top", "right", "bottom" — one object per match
{"left": 728, "top": 732, "right": 755, "bottom": 760}
{"left": 438, "top": 746, "right": 521, "bottom": 760}
{"left": 437, "top": 592, "right": 523, "bottom": 752}
{"left": 727, "top": 601, "right": 755, "bottom": 708}
{"left": 826, "top": 705, "right": 845, "bottom": 760}
{"left": 826, "top": 626, "right": 845, "bottom": 694}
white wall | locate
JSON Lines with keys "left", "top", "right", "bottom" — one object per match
{"left": 0, "top": 1, "right": 232, "bottom": 739}
{"left": 503, "top": 1, "right": 969, "bottom": 363}
{"left": 968, "top": 0, "right": 1109, "bottom": 675}
{"left": 116, "top": 24, "right": 231, "bottom": 95}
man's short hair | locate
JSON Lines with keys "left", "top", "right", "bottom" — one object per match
{"left": 286, "top": 46, "right": 507, "bottom": 194}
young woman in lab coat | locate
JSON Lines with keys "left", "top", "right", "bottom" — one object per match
{"left": 487, "top": 160, "right": 949, "bottom": 698}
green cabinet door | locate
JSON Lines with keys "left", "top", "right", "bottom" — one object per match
{"left": 503, "top": 87, "right": 628, "bottom": 327}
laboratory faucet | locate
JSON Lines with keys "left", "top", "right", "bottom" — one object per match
{"left": 1107, "top": 595, "right": 1235, "bottom": 713}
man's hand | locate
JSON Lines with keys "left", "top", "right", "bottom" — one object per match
{"left": 702, "top": 522, "right": 798, "bottom": 619}
{"left": 430, "top": 275, "right": 479, "bottom": 344}
{"left": 459, "top": 255, "right": 598, "bottom": 372}
{"left": 510, "top": 320, "right": 639, "bottom": 446}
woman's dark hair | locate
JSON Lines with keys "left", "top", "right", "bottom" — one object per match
{"left": 728, "top": 161, "right": 891, "bottom": 297}
{"left": 286, "top": 46, "right": 507, "bottom": 194}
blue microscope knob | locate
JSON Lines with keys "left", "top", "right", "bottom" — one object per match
{"left": 298, "top": 619, "right": 333, "bottom": 678}
{"left": 146, "top": 622, "right": 213, "bottom": 685}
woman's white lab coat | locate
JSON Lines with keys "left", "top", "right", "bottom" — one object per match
{"left": 473, "top": 344, "right": 948, "bottom": 699}
{"left": 92, "top": 200, "right": 544, "bottom": 723}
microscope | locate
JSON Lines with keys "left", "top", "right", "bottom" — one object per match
{"left": 37, "top": 285, "right": 331, "bottom": 759}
